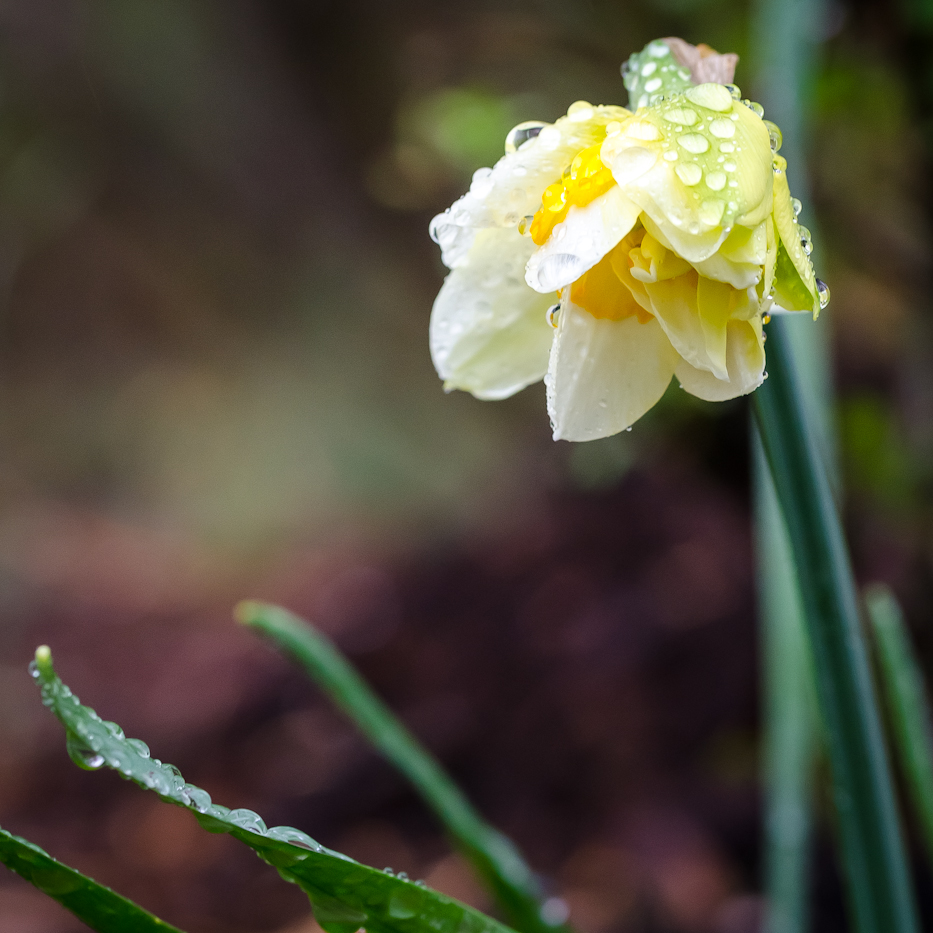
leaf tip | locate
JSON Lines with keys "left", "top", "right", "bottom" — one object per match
{"left": 34, "top": 645, "right": 52, "bottom": 669}
{"left": 234, "top": 600, "right": 261, "bottom": 627}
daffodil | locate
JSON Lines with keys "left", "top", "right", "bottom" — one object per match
{"left": 429, "top": 39, "right": 828, "bottom": 441}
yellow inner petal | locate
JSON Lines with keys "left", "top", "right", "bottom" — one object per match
{"left": 530, "top": 141, "right": 617, "bottom": 245}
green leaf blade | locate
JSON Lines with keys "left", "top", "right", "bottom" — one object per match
{"left": 866, "top": 584, "right": 933, "bottom": 861}
{"left": 236, "top": 600, "right": 563, "bottom": 933}
{"left": 0, "top": 825, "right": 186, "bottom": 933}
{"left": 31, "top": 645, "right": 519, "bottom": 933}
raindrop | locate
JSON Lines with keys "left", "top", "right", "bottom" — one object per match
{"left": 816, "top": 278, "right": 830, "bottom": 309}
{"left": 547, "top": 305, "right": 560, "bottom": 328}
{"left": 708, "top": 118, "right": 736, "bottom": 139}
{"left": 640, "top": 61, "right": 657, "bottom": 77}
{"left": 663, "top": 107, "right": 698, "bottom": 126}
{"left": 798, "top": 225, "right": 813, "bottom": 255}
{"left": 791, "top": 197, "right": 802, "bottom": 218}
{"left": 698, "top": 198, "right": 726, "bottom": 226}
{"left": 724, "top": 84, "right": 742, "bottom": 100}
{"left": 66, "top": 732, "right": 104, "bottom": 770}
{"left": 126, "top": 738, "right": 150, "bottom": 759}
{"left": 678, "top": 134, "right": 710, "bottom": 154}
{"left": 644, "top": 77, "right": 662, "bottom": 93}
{"left": 743, "top": 100, "right": 765, "bottom": 118}
{"left": 397, "top": 872, "right": 409, "bottom": 881}
{"left": 28, "top": 661, "right": 39, "bottom": 679}
{"left": 567, "top": 100, "right": 595, "bottom": 122}
{"left": 675, "top": 162, "right": 702, "bottom": 186}
{"left": 264, "top": 826, "right": 321, "bottom": 850}
{"left": 383, "top": 867, "right": 395, "bottom": 875}
{"left": 415, "top": 880, "right": 427, "bottom": 888}
{"left": 518, "top": 215, "right": 534, "bottom": 236}
{"left": 764, "top": 120, "right": 783, "bottom": 152}
{"left": 685, "top": 84, "right": 733, "bottom": 112}
{"left": 185, "top": 784, "right": 212, "bottom": 813}
{"left": 663, "top": 150, "right": 678, "bottom": 161}
{"left": 228, "top": 809, "right": 267, "bottom": 834}
{"left": 706, "top": 171, "right": 727, "bottom": 191}
{"left": 504, "top": 121, "right": 547, "bottom": 154}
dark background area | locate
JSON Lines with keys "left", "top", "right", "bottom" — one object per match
{"left": 0, "top": 0, "right": 930, "bottom": 931}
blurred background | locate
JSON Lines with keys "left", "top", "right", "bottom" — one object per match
{"left": 0, "top": 0, "right": 930, "bottom": 931}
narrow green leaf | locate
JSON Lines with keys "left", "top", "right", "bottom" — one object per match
{"left": 752, "top": 318, "right": 919, "bottom": 933}
{"left": 866, "top": 584, "right": 933, "bottom": 861}
{"left": 0, "top": 824, "right": 185, "bottom": 933}
{"left": 236, "top": 601, "right": 564, "bottom": 933}
{"left": 30, "top": 645, "right": 519, "bottom": 933}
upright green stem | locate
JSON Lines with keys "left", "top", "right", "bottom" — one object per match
{"left": 751, "top": 1, "right": 830, "bottom": 928}
{"left": 237, "top": 601, "right": 564, "bottom": 933}
{"left": 753, "top": 317, "right": 919, "bottom": 933}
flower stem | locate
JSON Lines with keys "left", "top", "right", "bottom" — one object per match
{"left": 752, "top": 317, "right": 919, "bottom": 933}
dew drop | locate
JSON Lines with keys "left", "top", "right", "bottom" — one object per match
{"left": 708, "top": 117, "right": 736, "bottom": 139}
{"left": 644, "top": 77, "right": 662, "bottom": 93}
{"left": 265, "top": 826, "right": 321, "bottom": 850}
{"left": 397, "top": 872, "right": 409, "bottom": 881}
{"left": 648, "top": 41, "right": 670, "bottom": 58}
{"left": 706, "top": 171, "right": 727, "bottom": 191}
{"left": 664, "top": 107, "right": 698, "bottom": 126}
{"left": 628, "top": 120, "right": 661, "bottom": 141}
{"left": 764, "top": 120, "right": 783, "bottom": 152}
{"left": 663, "top": 150, "right": 678, "bottom": 161}
{"left": 518, "top": 214, "right": 534, "bottom": 236}
{"left": 698, "top": 198, "right": 726, "bottom": 226}
{"left": 743, "top": 100, "right": 765, "bottom": 118}
{"left": 684, "top": 83, "right": 733, "bottom": 112}
{"left": 504, "top": 121, "right": 547, "bottom": 154}
{"left": 28, "top": 661, "right": 39, "bottom": 679}
{"left": 228, "top": 808, "right": 267, "bottom": 834}
{"left": 185, "top": 784, "right": 212, "bottom": 812}
{"left": 641, "top": 61, "right": 657, "bottom": 77}
{"left": 610, "top": 145, "right": 657, "bottom": 184}
{"left": 798, "top": 225, "right": 813, "bottom": 255}
{"left": 816, "top": 278, "right": 830, "bottom": 309}
{"left": 791, "top": 197, "right": 802, "bottom": 218}
{"left": 678, "top": 133, "right": 709, "bottom": 154}
{"left": 723, "top": 160, "right": 737, "bottom": 172}
{"left": 567, "top": 100, "right": 595, "bottom": 122}
{"left": 719, "top": 142, "right": 735, "bottom": 153}
{"left": 675, "top": 162, "right": 702, "bottom": 186}
{"left": 724, "top": 84, "right": 742, "bottom": 100}
{"left": 384, "top": 867, "right": 395, "bottom": 875}
{"left": 546, "top": 304, "right": 561, "bottom": 327}
{"left": 66, "top": 731, "right": 104, "bottom": 770}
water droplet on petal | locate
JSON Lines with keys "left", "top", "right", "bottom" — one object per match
{"left": 663, "top": 150, "right": 678, "bottom": 161}
{"left": 725, "top": 84, "right": 742, "bottom": 100}
{"left": 678, "top": 134, "right": 709, "bottom": 154}
{"left": 228, "top": 809, "right": 267, "bottom": 834}
{"left": 791, "top": 197, "right": 802, "bottom": 218}
{"left": 641, "top": 61, "right": 657, "bottom": 77}
{"left": 504, "top": 121, "right": 547, "bottom": 154}
{"left": 644, "top": 77, "right": 662, "bottom": 93}
{"left": 66, "top": 732, "right": 104, "bottom": 770}
{"left": 609, "top": 145, "right": 657, "bottom": 184}
{"left": 547, "top": 304, "right": 560, "bottom": 327}
{"left": 664, "top": 107, "right": 698, "bottom": 126}
{"left": 675, "top": 162, "right": 702, "bottom": 186}
{"left": 685, "top": 84, "right": 733, "bottom": 112}
{"left": 698, "top": 198, "right": 726, "bottom": 226}
{"left": 706, "top": 171, "right": 727, "bottom": 191}
{"left": 799, "top": 225, "right": 813, "bottom": 255}
{"left": 708, "top": 118, "right": 736, "bottom": 139}
{"left": 764, "top": 120, "right": 783, "bottom": 152}
{"left": 816, "top": 278, "right": 830, "bottom": 309}
{"left": 567, "top": 100, "right": 595, "bottom": 122}
{"left": 743, "top": 100, "right": 765, "bottom": 118}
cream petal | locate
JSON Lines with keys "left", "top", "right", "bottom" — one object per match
{"left": 674, "top": 318, "right": 765, "bottom": 401}
{"left": 525, "top": 185, "right": 641, "bottom": 293}
{"left": 545, "top": 297, "right": 677, "bottom": 441}
{"left": 771, "top": 159, "right": 819, "bottom": 315}
{"left": 640, "top": 274, "right": 729, "bottom": 381}
{"left": 430, "top": 227, "right": 554, "bottom": 400}
{"left": 430, "top": 105, "right": 631, "bottom": 268}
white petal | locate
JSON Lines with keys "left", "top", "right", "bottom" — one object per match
{"left": 430, "top": 105, "right": 630, "bottom": 268}
{"left": 430, "top": 227, "right": 554, "bottom": 400}
{"left": 674, "top": 319, "right": 765, "bottom": 401}
{"left": 524, "top": 185, "right": 641, "bottom": 293}
{"left": 546, "top": 297, "right": 677, "bottom": 441}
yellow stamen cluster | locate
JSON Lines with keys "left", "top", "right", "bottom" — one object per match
{"left": 528, "top": 142, "right": 616, "bottom": 246}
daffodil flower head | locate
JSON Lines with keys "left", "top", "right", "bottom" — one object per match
{"left": 429, "top": 38, "right": 828, "bottom": 441}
